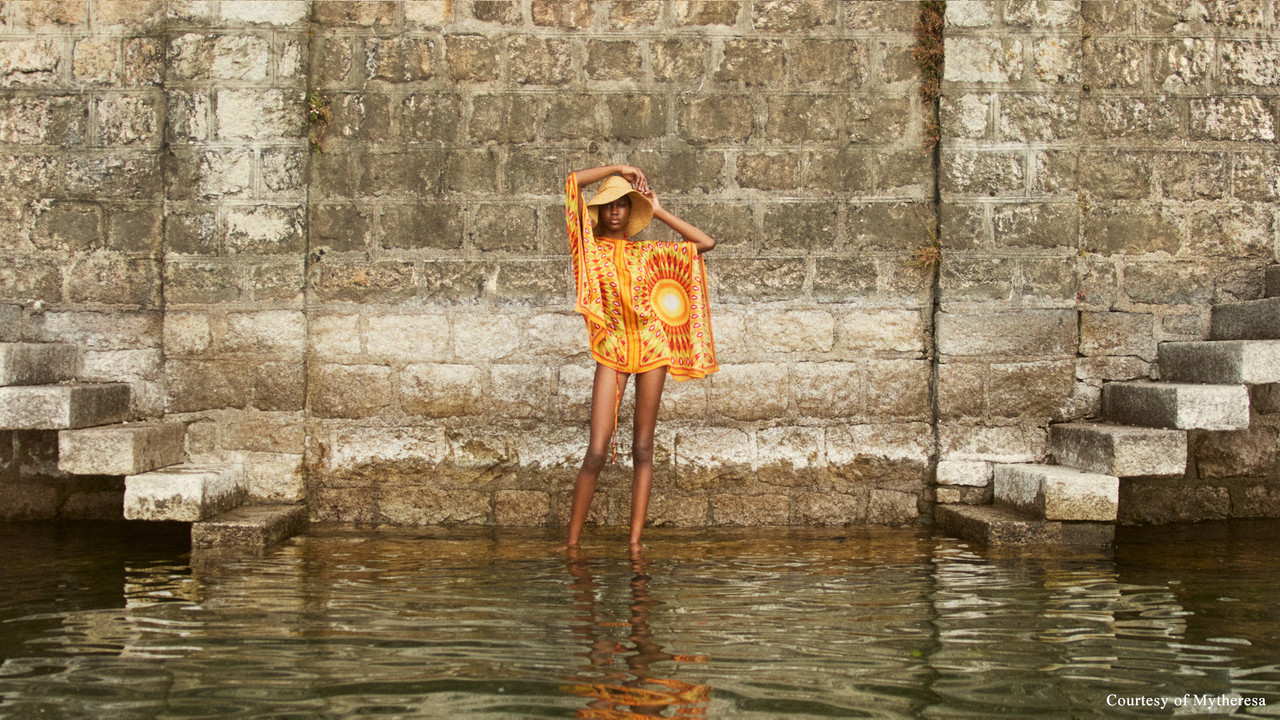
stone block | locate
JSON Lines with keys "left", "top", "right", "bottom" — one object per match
{"left": 944, "top": 37, "right": 1024, "bottom": 83}
{"left": 866, "top": 360, "right": 930, "bottom": 419}
{"left": 712, "top": 259, "right": 805, "bottom": 302}
{"left": 608, "top": 94, "right": 667, "bottom": 140}
{"left": 716, "top": 38, "right": 787, "bottom": 86}
{"left": 216, "top": 89, "right": 302, "bottom": 141}
{"left": 1268, "top": 266, "right": 1280, "bottom": 298}
{"left": 711, "top": 363, "right": 787, "bottom": 421}
{"left": 0, "top": 383, "right": 130, "bottom": 430}
{"left": 494, "top": 490, "right": 550, "bottom": 526}
{"left": 653, "top": 38, "right": 709, "bottom": 83}
{"left": 712, "top": 493, "right": 789, "bottom": 526}
{"left": 946, "top": 1, "right": 994, "bottom": 27}
{"left": 59, "top": 422, "right": 185, "bottom": 476}
{"left": 936, "top": 460, "right": 992, "bottom": 487}
{"left": 1000, "top": 93, "right": 1079, "bottom": 142}
{"left": 165, "top": 360, "right": 252, "bottom": 413}
{"left": 401, "top": 93, "right": 460, "bottom": 143}
{"left": 994, "top": 463, "right": 1118, "bottom": 521}
{"left": 647, "top": 493, "right": 709, "bottom": 527}
{"left": 0, "top": 343, "right": 78, "bottom": 386}
{"left": 795, "top": 491, "right": 867, "bottom": 526}
{"left": 125, "top": 463, "right": 245, "bottom": 522}
{"left": 1160, "top": 340, "right": 1280, "bottom": 385}
{"left": 507, "top": 36, "right": 573, "bottom": 85}
{"left": 191, "top": 503, "right": 307, "bottom": 551}
{"left": 1237, "top": 484, "right": 1280, "bottom": 517}
{"left": 942, "top": 150, "right": 1024, "bottom": 196}
{"left": 453, "top": 314, "right": 519, "bottom": 360}
{"left": 1211, "top": 297, "right": 1280, "bottom": 340}
{"left": 1118, "top": 483, "right": 1229, "bottom": 525}
{"left": 365, "top": 36, "right": 433, "bottom": 83}
{"left": 935, "top": 504, "right": 1115, "bottom": 547}
{"left": 678, "top": 95, "right": 753, "bottom": 143}
{"left": 446, "top": 35, "right": 501, "bottom": 82}
{"left": 1190, "top": 97, "right": 1274, "bottom": 141}
{"left": 1050, "top": 422, "right": 1186, "bottom": 477}
{"left": 223, "top": 311, "right": 305, "bottom": 355}
{"left": 792, "top": 362, "right": 861, "bottom": 418}
{"left": 1081, "top": 97, "right": 1179, "bottom": 140}
{"left": 491, "top": 364, "right": 552, "bottom": 419}
{"left": 1194, "top": 426, "right": 1279, "bottom": 479}
{"left": 936, "top": 310, "right": 1076, "bottom": 358}
{"left": 474, "top": 204, "right": 537, "bottom": 252}
{"left": 379, "top": 486, "right": 488, "bottom": 525}
{"left": 940, "top": 256, "right": 1014, "bottom": 302}
{"left": 401, "top": 364, "right": 484, "bottom": 417}
{"left": 315, "top": 262, "right": 416, "bottom": 303}
{"left": 674, "top": 427, "right": 753, "bottom": 491}
{"left": 1104, "top": 381, "right": 1250, "bottom": 431}
{"left": 756, "top": 425, "right": 824, "bottom": 487}
{"left": 470, "top": 95, "right": 538, "bottom": 144}
{"left": 1081, "top": 312, "right": 1156, "bottom": 360}
{"left": 867, "top": 489, "right": 918, "bottom": 525}
{"left": 253, "top": 363, "right": 305, "bottom": 412}
{"left": 1123, "top": 262, "right": 1213, "bottom": 306}
{"left": 421, "top": 260, "right": 490, "bottom": 303}
{"left": 0, "top": 482, "right": 61, "bottom": 521}
{"left": 496, "top": 260, "right": 566, "bottom": 305}
{"left": 309, "top": 364, "right": 393, "bottom": 419}
{"left": 939, "top": 422, "right": 1047, "bottom": 464}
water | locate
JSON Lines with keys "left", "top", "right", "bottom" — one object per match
{"left": 1, "top": 521, "right": 1278, "bottom": 719}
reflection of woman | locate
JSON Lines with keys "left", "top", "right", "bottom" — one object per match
{"left": 557, "top": 165, "right": 718, "bottom": 551}
{"left": 562, "top": 550, "right": 710, "bottom": 718}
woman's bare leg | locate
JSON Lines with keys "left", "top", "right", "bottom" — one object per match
{"left": 561, "top": 364, "right": 630, "bottom": 548}
{"left": 628, "top": 367, "right": 667, "bottom": 549}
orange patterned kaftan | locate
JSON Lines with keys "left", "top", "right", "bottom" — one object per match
{"left": 565, "top": 173, "right": 718, "bottom": 380}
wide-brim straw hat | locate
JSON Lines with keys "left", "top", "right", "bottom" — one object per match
{"left": 586, "top": 175, "right": 653, "bottom": 238}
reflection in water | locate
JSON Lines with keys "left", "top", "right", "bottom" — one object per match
{"left": 562, "top": 550, "right": 710, "bottom": 717}
{"left": 0, "top": 524, "right": 1277, "bottom": 717}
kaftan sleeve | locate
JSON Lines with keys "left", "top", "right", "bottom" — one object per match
{"left": 565, "top": 173, "right": 608, "bottom": 329}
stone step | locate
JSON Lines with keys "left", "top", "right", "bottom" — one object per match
{"left": 124, "top": 463, "right": 245, "bottom": 522}
{"left": 1211, "top": 296, "right": 1280, "bottom": 340}
{"left": 935, "top": 504, "right": 1115, "bottom": 547}
{"left": 1159, "top": 340, "right": 1280, "bottom": 385}
{"left": 993, "top": 464, "right": 1119, "bottom": 522}
{"left": 192, "top": 503, "right": 308, "bottom": 550}
{"left": 1266, "top": 265, "right": 1280, "bottom": 298}
{"left": 0, "top": 383, "right": 131, "bottom": 430}
{"left": 1050, "top": 422, "right": 1187, "bottom": 478}
{"left": 1103, "top": 381, "right": 1250, "bottom": 431}
{"left": 0, "top": 343, "right": 78, "bottom": 386}
{"left": 59, "top": 422, "right": 186, "bottom": 476}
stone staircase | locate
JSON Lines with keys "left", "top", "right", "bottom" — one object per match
{"left": 0, "top": 342, "right": 304, "bottom": 549}
{"left": 938, "top": 265, "right": 1280, "bottom": 546}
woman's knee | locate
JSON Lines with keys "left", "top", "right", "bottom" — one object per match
{"left": 631, "top": 438, "right": 655, "bottom": 466}
{"left": 581, "top": 447, "right": 608, "bottom": 473}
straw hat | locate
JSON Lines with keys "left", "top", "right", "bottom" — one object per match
{"left": 586, "top": 175, "right": 653, "bottom": 238}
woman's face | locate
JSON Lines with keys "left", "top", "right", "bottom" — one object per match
{"left": 598, "top": 196, "right": 631, "bottom": 234}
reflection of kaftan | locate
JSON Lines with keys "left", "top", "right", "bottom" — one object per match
{"left": 565, "top": 173, "right": 718, "bottom": 380}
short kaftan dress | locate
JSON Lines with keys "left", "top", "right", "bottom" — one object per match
{"left": 564, "top": 172, "right": 718, "bottom": 380}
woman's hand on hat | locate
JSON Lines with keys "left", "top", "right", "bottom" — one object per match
{"left": 615, "top": 165, "right": 649, "bottom": 194}
{"left": 640, "top": 188, "right": 662, "bottom": 213}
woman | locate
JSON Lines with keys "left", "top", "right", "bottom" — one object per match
{"left": 558, "top": 164, "right": 719, "bottom": 551}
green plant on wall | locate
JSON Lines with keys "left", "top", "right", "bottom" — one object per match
{"left": 307, "top": 91, "right": 331, "bottom": 154}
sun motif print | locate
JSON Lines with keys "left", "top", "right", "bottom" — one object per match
{"left": 565, "top": 173, "right": 718, "bottom": 380}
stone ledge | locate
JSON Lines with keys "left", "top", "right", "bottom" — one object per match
{"left": 1211, "top": 297, "right": 1280, "bottom": 341}
{"left": 0, "top": 343, "right": 78, "bottom": 386}
{"left": 191, "top": 503, "right": 307, "bottom": 549}
{"left": 994, "top": 463, "right": 1119, "bottom": 522}
{"left": 1050, "top": 422, "right": 1187, "bottom": 477}
{"left": 0, "top": 383, "right": 132, "bottom": 430}
{"left": 124, "top": 463, "right": 245, "bottom": 522}
{"left": 935, "top": 504, "right": 1115, "bottom": 547}
{"left": 1160, "top": 340, "right": 1280, "bottom": 385}
{"left": 1103, "top": 381, "right": 1250, "bottom": 431}
{"left": 59, "top": 422, "right": 186, "bottom": 476}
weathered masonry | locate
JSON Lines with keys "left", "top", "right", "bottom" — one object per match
{"left": 0, "top": 1, "right": 1277, "bottom": 531}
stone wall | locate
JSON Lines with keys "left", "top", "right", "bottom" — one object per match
{"left": 937, "top": 0, "right": 1280, "bottom": 522}
{"left": 0, "top": 0, "right": 167, "bottom": 517}
{"left": 305, "top": 0, "right": 931, "bottom": 526}
{"left": 1, "top": 0, "right": 1277, "bottom": 527}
